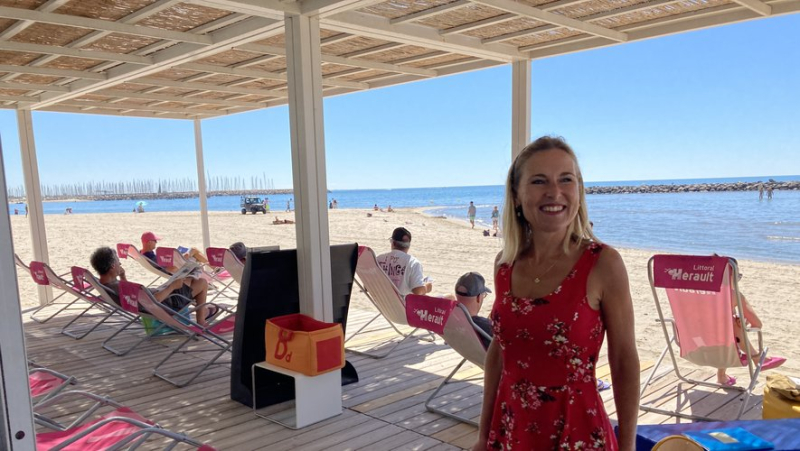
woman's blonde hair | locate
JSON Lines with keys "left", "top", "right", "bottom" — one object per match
{"left": 498, "top": 136, "right": 598, "bottom": 265}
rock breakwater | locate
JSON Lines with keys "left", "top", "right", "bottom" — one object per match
{"left": 585, "top": 180, "right": 800, "bottom": 195}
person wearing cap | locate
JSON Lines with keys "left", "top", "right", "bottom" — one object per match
{"left": 453, "top": 272, "right": 493, "bottom": 348}
{"left": 229, "top": 242, "right": 247, "bottom": 263}
{"left": 376, "top": 227, "right": 432, "bottom": 297}
{"left": 140, "top": 231, "right": 209, "bottom": 298}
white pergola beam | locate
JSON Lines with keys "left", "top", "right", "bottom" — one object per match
{"left": 285, "top": 13, "right": 334, "bottom": 322}
{"left": 42, "top": 105, "right": 218, "bottom": 119}
{"left": 236, "top": 43, "right": 437, "bottom": 76}
{"left": 0, "top": 41, "right": 153, "bottom": 65}
{"left": 181, "top": 62, "right": 369, "bottom": 89}
{"left": 0, "top": 64, "right": 106, "bottom": 80}
{"left": 138, "top": 77, "right": 289, "bottom": 98}
{"left": 390, "top": 0, "right": 471, "bottom": 24}
{"left": 96, "top": 88, "right": 268, "bottom": 107}
{"left": 16, "top": 109, "right": 52, "bottom": 305}
{"left": 440, "top": 13, "right": 517, "bottom": 36}
{"left": 303, "top": 0, "right": 390, "bottom": 16}
{"left": 511, "top": 59, "right": 530, "bottom": 159}
{"left": 325, "top": 11, "right": 526, "bottom": 62}
{"left": 0, "top": 0, "right": 71, "bottom": 40}
{"left": 732, "top": 0, "right": 772, "bottom": 15}
{"left": 525, "top": 0, "right": 800, "bottom": 58}
{"left": 187, "top": 0, "right": 290, "bottom": 18}
{"left": 0, "top": 82, "right": 70, "bottom": 93}
{"left": 0, "top": 5, "right": 213, "bottom": 45}
{"left": 57, "top": 100, "right": 226, "bottom": 116}
{"left": 194, "top": 119, "right": 211, "bottom": 251}
{"left": 469, "top": 0, "right": 628, "bottom": 42}
{"left": 31, "top": 17, "right": 285, "bottom": 109}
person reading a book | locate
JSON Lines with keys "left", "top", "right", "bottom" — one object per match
{"left": 90, "top": 246, "right": 215, "bottom": 326}
{"left": 140, "top": 231, "right": 210, "bottom": 294}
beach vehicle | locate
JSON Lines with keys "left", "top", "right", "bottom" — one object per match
{"left": 240, "top": 196, "right": 267, "bottom": 214}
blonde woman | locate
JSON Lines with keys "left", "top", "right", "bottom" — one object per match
{"left": 473, "top": 136, "right": 640, "bottom": 451}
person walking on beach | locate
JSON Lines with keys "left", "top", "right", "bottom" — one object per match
{"left": 25, "top": 204, "right": 28, "bottom": 217}
{"left": 286, "top": 199, "right": 291, "bottom": 212}
{"left": 376, "top": 227, "right": 432, "bottom": 297}
{"left": 491, "top": 206, "right": 499, "bottom": 231}
{"left": 758, "top": 183, "right": 764, "bottom": 201}
{"left": 468, "top": 201, "right": 477, "bottom": 229}
{"left": 767, "top": 184, "right": 774, "bottom": 200}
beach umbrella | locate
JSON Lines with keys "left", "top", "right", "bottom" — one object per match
{"left": 136, "top": 201, "right": 148, "bottom": 207}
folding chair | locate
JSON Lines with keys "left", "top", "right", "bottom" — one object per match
{"left": 117, "top": 243, "right": 171, "bottom": 287}
{"left": 21, "top": 259, "right": 93, "bottom": 324}
{"left": 119, "top": 280, "right": 235, "bottom": 387}
{"left": 34, "top": 391, "right": 213, "bottom": 450}
{"left": 59, "top": 267, "right": 137, "bottom": 340}
{"left": 640, "top": 254, "right": 778, "bottom": 421}
{"left": 206, "top": 246, "right": 243, "bottom": 291}
{"left": 159, "top": 246, "right": 237, "bottom": 304}
{"left": 347, "top": 246, "right": 435, "bottom": 358}
{"left": 406, "top": 294, "right": 491, "bottom": 426}
{"left": 29, "top": 367, "right": 77, "bottom": 406}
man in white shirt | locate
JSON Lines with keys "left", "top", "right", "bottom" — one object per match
{"left": 376, "top": 227, "right": 433, "bottom": 297}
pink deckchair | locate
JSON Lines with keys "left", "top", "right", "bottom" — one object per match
{"left": 158, "top": 246, "right": 237, "bottom": 304}
{"left": 59, "top": 266, "right": 138, "bottom": 340}
{"left": 117, "top": 243, "right": 170, "bottom": 287}
{"left": 34, "top": 392, "right": 211, "bottom": 450}
{"left": 22, "top": 259, "right": 93, "bottom": 323}
{"left": 641, "top": 254, "right": 783, "bottom": 420}
{"left": 119, "top": 281, "right": 235, "bottom": 387}
{"left": 347, "top": 246, "right": 435, "bottom": 359}
{"left": 29, "top": 367, "right": 77, "bottom": 405}
{"left": 406, "top": 294, "right": 491, "bottom": 425}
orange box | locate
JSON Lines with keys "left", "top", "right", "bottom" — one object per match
{"left": 265, "top": 313, "right": 345, "bottom": 377}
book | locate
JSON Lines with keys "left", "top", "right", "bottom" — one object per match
{"left": 683, "top": 428, "right": 774, "bottom": 451}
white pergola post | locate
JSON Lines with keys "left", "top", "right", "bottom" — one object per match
{"left": 285, "top": 13, "right": 333, "bottom": 323}
{"left": 0, "top": 136, "right": 36, "bottom": 450}
{"left": 194, "top": 119, "right": 211, "bottom": 251}
{"left": 511, "top": 60, "right": 531, "bottom": 160}
{"left": 17, "top": 109, "right": 52, "bottom": 305}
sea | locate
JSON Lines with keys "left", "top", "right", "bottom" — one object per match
{"left": 7, "top": 175, "right": 800, "bottom": 264}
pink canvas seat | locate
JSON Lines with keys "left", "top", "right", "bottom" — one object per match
{"left": 206, "top": 246, "right": 244, "bottom": 288}
{"left": 347, "top": 246, "right": 435, "bottom": 358}
{"left": 29, "top": 367, "right": 77, "bottom": 405}
{"left": 117, "top": 243, "right": 171, "bottom": 287}
{"left": 641, "top": 254, "right": 782, "bottom": 421}
{"left": 406, "top": 294, "right": 491, "bottom": 426}
{"left": 20, "top": 257, "right": 93, "bottom": 324}
{"left": 59, "top": 266, "right": 139, "bottom": 340}
{"left": 34, "top": 392, "right": 211, "bottom": 450}
{"left": 118, "top": 281, "right": 235, "bottom": 387}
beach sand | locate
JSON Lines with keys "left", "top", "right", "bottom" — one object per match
{"left": 9, "top": 208, "right": 800, "bottom": 375}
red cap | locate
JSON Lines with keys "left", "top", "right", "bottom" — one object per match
{"left": 141, "top": 231, "right": 161, "bottom": 245}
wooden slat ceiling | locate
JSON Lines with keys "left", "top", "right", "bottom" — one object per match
{"left": 0, "top": 0, "right": 797, "bottom": 119}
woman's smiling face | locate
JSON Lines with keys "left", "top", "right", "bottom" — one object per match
{"left": 515, "top": 148, "right": 580, "bottom": 235}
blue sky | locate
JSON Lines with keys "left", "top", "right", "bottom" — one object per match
{"left": 1, "top": 13, "right": 799, "bottom": 191}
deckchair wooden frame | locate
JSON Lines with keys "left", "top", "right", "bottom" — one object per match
{"left": 640, "top": 255, "right": 766, "bottom": 421}
{"left": 347, "top": 246, "right": 434, "bottom": 359}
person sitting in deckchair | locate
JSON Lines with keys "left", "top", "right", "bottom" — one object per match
{"left": 715, "top": 256, "right": 785, "bottom": 386}
{"left": 140, "top": 231, "right": 209, "bottom": 292}
{"left": 229, "top": 242, "right": 247, "bottom": 264}
{"left": 448, "top": 272, "right": 493, "bottom": 348}
{"left": 90, "top": 246, "right": 215, "bottom": 326}
{"left": 376, "top": 227, "right": 432, "bottom": 297}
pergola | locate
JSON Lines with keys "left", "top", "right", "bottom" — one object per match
{"left": 0, "top": 0, "right": 797, "bottom": 447}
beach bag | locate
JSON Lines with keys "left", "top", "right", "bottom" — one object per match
{"left": 142, "top": 305, "right": 191, "bottom": 336}
{"left": 265, "top": 314, "right": 344, "bottom": 376}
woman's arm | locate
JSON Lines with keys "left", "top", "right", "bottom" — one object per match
{"left": 472, "top": 339, "right": 502, "bottom": 451}
{"left": 596, "top": 247, "right": 639, "bottom": 451}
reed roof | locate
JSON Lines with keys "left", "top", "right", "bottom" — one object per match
{"left": 0, "top": 0, "right": 797, "bottom": 119}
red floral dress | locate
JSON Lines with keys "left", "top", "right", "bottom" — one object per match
{"left": 487, "top": 242, "right": 617, "bottom": 450}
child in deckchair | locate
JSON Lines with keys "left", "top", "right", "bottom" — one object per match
{"left": 90, "top": 246, "right": 216, "bottom": 327}
{"left": 716, "top": 255, "right": 785, "bottom": 386}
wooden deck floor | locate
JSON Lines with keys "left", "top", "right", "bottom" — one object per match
{"left": 23, "top": 300, "right": 766, "bottom": 450}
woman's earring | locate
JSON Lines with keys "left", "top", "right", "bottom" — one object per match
{"left": 515, "top": 207, "right": 522, "bottom": 218}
